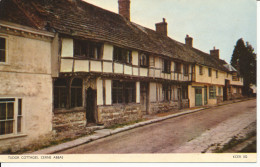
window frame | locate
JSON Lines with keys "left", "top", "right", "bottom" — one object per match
{"left": 162, "top": 59, "right": 171, "bottom": 74}
{"left": 113, "top": 46, "right": 132, "bottom": 65}
{"left": 112, "top": 80, "right": 136, "bottom": 104}
{"left": 209, "top": 86, "right": 216, "bottom": 99}
{"left": 73, "top": 39, "right": 102, "bottom": 60}
{"left": 174, "top": 62, "right": 181, "bottom": 73}
{"left": 199, "top": 66, "right": 203, "bottom": 75}
{"left": 0, "top": 98, "right": 23, "bottom": 137}
{"left": 208, "top": 68, "right": 212, "bottom": 77}
{"left": 139, "top": 53, "right": 149, "bottom": 68}
{"left": 162, "top": 84, "right": 171, "bottom": 101}
{"left": 216, "top": 70, "right": 218, "bottom": 78}
{"left": 0, "top": 36, "right": 8, "bottom": 64}
{"left": 183, "top": 64, "right": 189, "bottom": 76}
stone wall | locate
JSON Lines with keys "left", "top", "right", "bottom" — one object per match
{"left": 53, "top": 109, "right": 88, "bottom": 140}
{"left": 97, "top": 104, "right": 143, "bottom": 127}
{"left": 149, "top": 101, "right": 179, "bottom": 114}
{"left": 217, "top": 96, "right": 223, "bottom": 103}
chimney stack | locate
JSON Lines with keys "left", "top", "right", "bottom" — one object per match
{"left": 155, "top": 18, "right": 168, "bottom": 36}
{"left": 185, "top": 35, "right": 193, "bottom": 47}
{"left": 118, "top": 0, "right": 130, "bottom": 21}
{"left": 210, "top": 47, "right": 220, "bottom": 59}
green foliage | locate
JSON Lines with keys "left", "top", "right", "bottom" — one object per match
{"left": 230, "top": 38, "right": 257, "bottom": 95}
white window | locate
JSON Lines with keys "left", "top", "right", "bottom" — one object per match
{"left": 0, "top": 98, "right": 23, "bottom": 136}
{"left": 0, "top": 37, "right": 7, "bottom": 63}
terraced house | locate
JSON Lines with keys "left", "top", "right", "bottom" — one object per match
{"left": 0, "top": 0, "right": 243, "bottom": 152}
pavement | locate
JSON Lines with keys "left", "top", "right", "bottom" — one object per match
{"left": 31, "top": 97, "right": 255, "bottom": 154}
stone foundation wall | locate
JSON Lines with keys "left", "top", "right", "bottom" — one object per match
{"left": 182, "top": 99, "right": 189, "bottom": 109}
{"left": 53, "top": 109, "right": 88, "bottom": 140}
{"left": 149, "top": 101, "right": 179, "bottom": 114}
{"left": 231, "top": 93, "right": 243, "bottom": 100}
{"left": 217, "top": 96, "right": 223, "bottom": 103}
{"left": 97, "top": 104, "right": 143, "bottom": 127}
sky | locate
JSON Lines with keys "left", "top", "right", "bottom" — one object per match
{"left": 84, "top": 0, "right": 257, "bottom": 63}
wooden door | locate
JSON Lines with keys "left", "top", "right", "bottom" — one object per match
{"left": 204, "top": 86, "right": 208, "bottom": 105}
{"left": 86, "top": 87, "right": 97, "bottom": 124}
{"left": 195, "top": 88, "right": 203, "bottom": 106}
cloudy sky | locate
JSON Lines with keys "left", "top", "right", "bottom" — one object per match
{"left": 84, "top": 0, "right": 256, "bottom": 63}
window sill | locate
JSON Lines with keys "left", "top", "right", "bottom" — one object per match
{"left": 0, "top": 133, "right": 27, "bottom": 140}
{"left": 0, "top": 62, "right": 10, "bottom": 66}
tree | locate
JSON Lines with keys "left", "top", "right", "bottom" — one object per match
{"left": 230, "top": 38, "right": 257, "bottom": 96}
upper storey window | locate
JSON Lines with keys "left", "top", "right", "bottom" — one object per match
{"left": 208, "top": 68, "right": 212, "bottom": 77}
{"left": 113, "top": 46, "right": 132, "bottom": 64}
{"left": 162, "top": 59, "right": 171, "bottom": 74}
{"left": 183, "top": 64, "right": 189, "bottom": 76}
{"left": 0, "top": 37, "right": 6, "bottom": 63}
{"left": 199, "top": 66, "right": 203, "bottom": 75}
{"left": 175, "top": 62, "right": 181, "bottom": 73}
{"left": 139, "top": 53, "right": 149, "bottom": 67}
{"left": 74, "top": 39, "right": 102, "bottom": 59}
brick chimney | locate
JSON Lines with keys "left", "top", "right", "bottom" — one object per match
{"left": 118, "top": 0, "right": 130, "bottom": 21}
{"left": 185, "top": 35, "right": 193, "bottom": 47}
{"left": 155, "top": 18, "right": 168, "bottom": 36}
{"left": 210, "top": 47, "right": 220, "bottom": 59}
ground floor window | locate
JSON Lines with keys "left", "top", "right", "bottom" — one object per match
{"left": 112, "top": 80, "right": 136, "bottom": 104}
{"left": 218, "top": 87, "right": 222, "bottom": 96}
{"left": 209, "top": 86, "right": 216, "bottom": 99}
{"left": 163, "top": 84, "right": 171, "bottom": 101}
{"left": 71, "top": 78, "right": 83, "bottom": 108}
{"left": 0, "top": 98, "right": 22, "bottom": 135}
{"left": 54, "top": 78, "right": 83, "bottom": 109}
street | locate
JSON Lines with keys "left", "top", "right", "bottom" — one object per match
{"left": 58, "top": 99, "right": 256, "bottom": 154}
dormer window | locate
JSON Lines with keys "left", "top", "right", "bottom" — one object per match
{"left": 74, "top": 39, "right": 102, "bottom": 59}
{"left": 139, "top": 53, "right": 149, "bottom": 67}
{"left": 113, "top": 46, "right": 132, "bottom": 64}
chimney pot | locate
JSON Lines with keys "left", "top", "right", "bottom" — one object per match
{"left": 185, "top": 34, "right": 193, "bottom": 47}
{"left": 210, "top": 47, "right": 220, "bottom": 59}
{"left": 118, "top": 0, "right": 130, "bottom": 21}
{"left": 155, "top": 18, "right": 168, "bottom": 36}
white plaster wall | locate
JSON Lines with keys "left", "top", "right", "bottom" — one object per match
{"left": 103, "top": 44, "right": 113, "bottom": 61}
{"left": 60, "top": 59, "right": 73, "bottom": 72}
{"left": 0, "top": 34, "right": 52, "bottom": 74}
{"left": 114, "top": 63, "right": 123, "bottom": 74}
{"left": 0, "top": 72, "right": 52, "bottom": 145}
{"left": 103, "top": 62, "right": 113, "bottom": 73}
{"left": 61, "top": 38, "right": 73, "bottom": 58}
{"left": 133, "top": 67, "right": 139, "bottom": 76}
{"left": 96, "top": 78, "right": 103, "bottom": 105}
{"left": 140, "top": 68, "right": 148, "bottom": 77}
{"left": 132, "top": 51, "right": 138, "bottom": 66}
{"left": 149, "top": 82, "right": 157, "bottom": 102}
{"left": 124, "top": 65, "right": 132, "bottom": 75}
{"left": 90, "top": 61, "right": 102, "bottom": 72}
{"left": 74, "top": 60, "right": 89, "bottom": 72}
{"left": 136, "top": 82, "right": 140, "bottom": 103}
{"left": 105, "top": 80, "right": 112, "bottom": 105}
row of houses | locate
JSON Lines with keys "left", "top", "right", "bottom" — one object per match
{"left": 0, "top": 0, "right": 243, "bottom": 152}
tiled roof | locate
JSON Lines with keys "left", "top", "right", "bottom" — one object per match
{"left": 0, "top": 0, "right": 229, "bottom": 72}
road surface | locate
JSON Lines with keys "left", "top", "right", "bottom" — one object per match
{"left": 58, "top": 99, "right": 256, "bottom": 154}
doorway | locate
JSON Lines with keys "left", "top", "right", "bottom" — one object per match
{"left": 86, "top": 87, "right": 97, "bottom": 124}
{"left": 204, "top": 86, "right": 208, "bottom": 105}
{"left": 140, "top": 82, "right": 149, "bottom": 114}
{"left": 178, "top": 88, "right": 182, "bottom": 109}
{"left": 195, "top": 87, "right": 203, "bottom": 106}
{"left": 224, "top": 79, "right": 230, "bottom": 101}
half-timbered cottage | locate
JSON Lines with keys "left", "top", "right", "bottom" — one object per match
{"left": 0, "top": 0, "right": 243, "bottom": 152}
